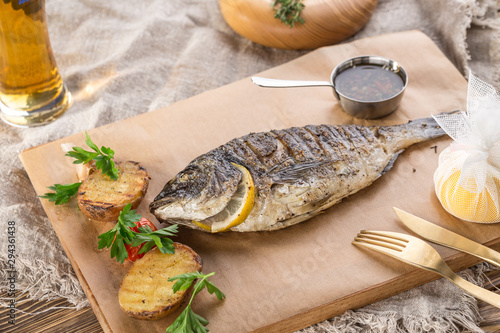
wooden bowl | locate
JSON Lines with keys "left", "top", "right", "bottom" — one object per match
{"left": 218, "top": 0, "right": 378, "bottom": 50}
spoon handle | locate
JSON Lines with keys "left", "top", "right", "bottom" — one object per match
{"left": 251, "top": 77, "right": 332, "bottom": 88}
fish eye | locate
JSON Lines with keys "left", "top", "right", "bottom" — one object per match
{"left": 179, "top": 169, "right": 197, "bottom": 181}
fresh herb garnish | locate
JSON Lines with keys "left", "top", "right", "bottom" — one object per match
{"left": 272, "top": 0, "right": 305, "bottom": 28}
{"left": 40, "top": 132, "right": 119, "bottom": 204}
{"left": 97, "top": 204, "right": 178, "bottom": 263}
{"left": 97, "top": 204, "right": 141, "bottom": 263}
{"left": 65, "top": 132, "right": 119, "bottom": 180}
{"left": 132, "top": 225, "right": 178, "bottom": 255}
{"left": 166, "top": 272, "right": 225, "bottom": 333}
{"left": 39, "top": 182, "right": 82, "bottom": 205}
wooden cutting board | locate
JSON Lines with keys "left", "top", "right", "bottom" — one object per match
{"left": 19, "top": 31, "right": 500, "bottom": 333}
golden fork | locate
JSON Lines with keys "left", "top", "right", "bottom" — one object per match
{"left": 353, "top": 230, "right": 500, "bottom": 308}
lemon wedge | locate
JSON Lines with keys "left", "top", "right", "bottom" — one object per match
{"left": 193, "top": 163, "right": 255, "bottom": 233}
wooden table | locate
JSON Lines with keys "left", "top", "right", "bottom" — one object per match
{"left": 1, "top": 268, "right": 499, "bottom": 333}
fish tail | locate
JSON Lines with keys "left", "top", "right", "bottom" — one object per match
{"left": 406, "top": 115, "right": 445, "bottom": 138}
{"left": 377, "top": 110, "right": 459, "bottom": 152}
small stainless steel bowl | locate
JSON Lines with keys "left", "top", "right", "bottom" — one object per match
{"left": 330, "top": 55, "right": 408, "bottom": 119}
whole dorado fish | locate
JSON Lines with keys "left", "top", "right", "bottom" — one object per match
{"left": 150, "top": 115, "right": 448, "bottom": 232}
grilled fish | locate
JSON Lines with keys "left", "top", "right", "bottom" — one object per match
{"left": 150, "top": 115, "right": 448, "bottom": 232}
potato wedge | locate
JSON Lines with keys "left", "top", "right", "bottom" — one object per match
{"left": 118, "top": 243, "right": 202, "bottom": 320}
{"left": 77, "top": 161, "right": 150, "bottom": 221}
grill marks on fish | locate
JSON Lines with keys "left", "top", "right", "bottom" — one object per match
{"left": 220, "top": 123, "right": 422, "bottom": 230}
{"left": 151, "top": 114, "right": 450, "bottom": 232}
{"left": 212, "top": 125, "right": 392, "bottom": 230}
{"left": 226, "top": 125, "right": 384, "bottom": 180}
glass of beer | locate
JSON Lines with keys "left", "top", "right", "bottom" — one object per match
{"left": 0, "top": 0, "right": 72, "bottom": 128}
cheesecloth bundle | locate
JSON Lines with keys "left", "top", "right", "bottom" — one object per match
{"left": 433, "top": 73, "right": 500, "bottom": 223}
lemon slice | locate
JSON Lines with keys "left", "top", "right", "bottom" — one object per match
{"left": 193, "top": 163, "right": 255, "bottom": 233}
{"left": 192, "top": 220, "right": 212, "bottom": 231}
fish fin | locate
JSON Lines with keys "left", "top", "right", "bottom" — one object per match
{"left": 381, "top": 149, "right": 404, "bottom": 175}
{"left": 269, "top": 160, "right": 331, "bottom": 183}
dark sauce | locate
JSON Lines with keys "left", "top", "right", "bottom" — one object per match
{"left": 334, "top": 65, "right": 405, "bottom": 102}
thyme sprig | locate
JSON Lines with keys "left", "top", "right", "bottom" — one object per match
{"left": 272, "top": 0, "right": 305, "bottom": 28}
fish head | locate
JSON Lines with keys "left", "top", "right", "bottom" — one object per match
{"left": 150, "top": 153, "right": 241, "bottom": 223}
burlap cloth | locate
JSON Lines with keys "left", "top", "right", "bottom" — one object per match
{"left": 1, "top": 0, "right": 500, "bottom": 332}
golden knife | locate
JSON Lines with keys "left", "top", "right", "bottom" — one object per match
{"left": 393, "top": 207, "right": 500, "bottom": 268}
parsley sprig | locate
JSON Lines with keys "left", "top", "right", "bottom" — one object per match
{"left": 97, "top": 204, "right": 178, "bottom": 263}
{"left": 40, "top": 132, "right": 120, "bottom": 204}
{"left": 131, "top": 225, "right": 178, "bottom": 256}
{"left": 65, "top": 132, "right": 119, "bottom": 180}
{"left": 166, "top": 272, "right": 225, "bottom": 333}
{"left": 39, "top": 182, "right": 82, "bottom": 205}
{"left": 272, "top": 0, "right": 305, "bottom": 28}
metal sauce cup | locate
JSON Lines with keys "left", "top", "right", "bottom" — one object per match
{"left": 331, "top": 55, "right": 408, "bottom": 119}
{"left": 251, "top": 55, "right": 408, "bottom": 119}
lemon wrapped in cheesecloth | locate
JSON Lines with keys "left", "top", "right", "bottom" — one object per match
{"left": 434, "top": 73, "right": 500, "bottom": 223}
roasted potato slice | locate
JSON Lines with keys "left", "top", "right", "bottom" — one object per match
{"left": 77, "top": 161, "right": 150, "bottom": 221}
{"left": 118, "top": 243, "right": 202, "bottom": 320}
